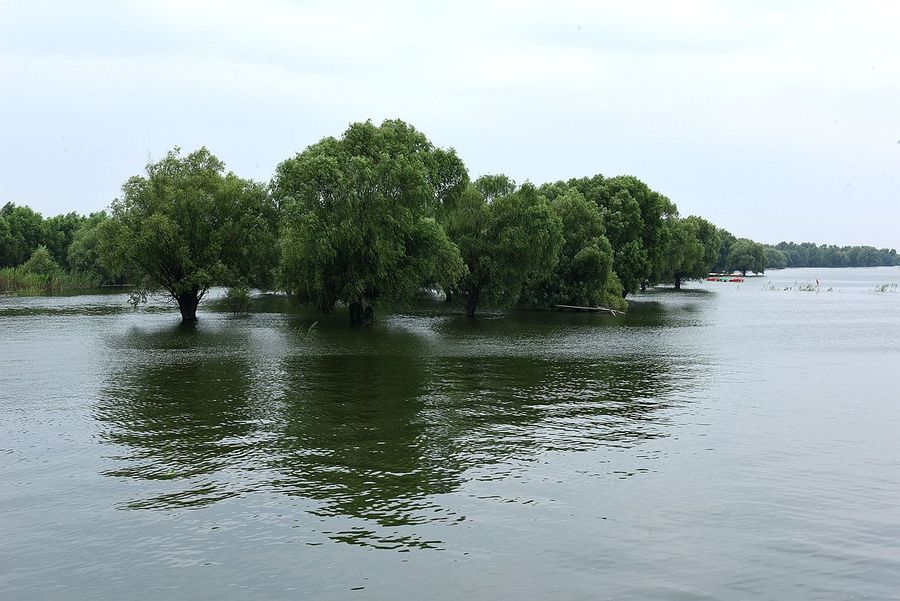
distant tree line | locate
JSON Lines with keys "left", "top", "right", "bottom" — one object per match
{"left": 763, "top": 242, "right": 899, "bottom": 269}
{"left": 2, "top": 120, "right": 896, "bottom": 321}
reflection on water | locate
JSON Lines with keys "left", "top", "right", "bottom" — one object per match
{"left": 94, "top": 310, "right": 686, "bottom": 548}
{"left": 5, "top": 269, "right": 900, "bottom": 599}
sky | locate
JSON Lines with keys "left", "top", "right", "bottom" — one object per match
{"left": 1, "top": 0, "right": 898, "bottom": 248}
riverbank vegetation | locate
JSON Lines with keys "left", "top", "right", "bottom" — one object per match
{"left": 2, "top": 119, "right": 898, "bottom": 321}
{"left": 763, "top": 242, "right": 898, "bottom": 269}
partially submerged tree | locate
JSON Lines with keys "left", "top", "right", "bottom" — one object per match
{"left": 522, "top": 187, "right": 621, "bottom": 308}
{"left": 276, "top": 119, "right": 466, "bottom": 325}
{"left": 660, "top": 216, "right": 721, "bottom": 290}
{"left": 101, "top": 147, "right": 279, "bottom": 321}
{"left": 448, "top": 182, "right": 563, "bottom": 317}
{"left": 727, "top": 238, "right": 768, "bottom": 276}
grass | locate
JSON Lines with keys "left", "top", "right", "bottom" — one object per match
{"left": 0, "top": 267, "right": 100, "bottom": 295}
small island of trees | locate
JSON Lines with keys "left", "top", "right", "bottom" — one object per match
{"left": 1, "top": 119, "right": 898, "bottom": 323}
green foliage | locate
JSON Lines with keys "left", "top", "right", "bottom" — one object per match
{"left": 67, "top": 212, "right": 126, "bottom": 285}
{"left": 603, "top": 175, "right": 677, "bottom": 290}
{"left": 659, "top": 216, "right": 721, "bottom": 289}
{"left": 473, "top": 174, "right": 517, "bottom": 203}
{"left": 522, "top": 187, "right": 617, "bottom": 307}
{"left": 449, "top": 182, "right": 563, "bottom": 316}
{"left": 101, "top": 147, "right": 279, "bottom": 321}
{"left": 764, "top": 246, "right": 789, "bottom": 269}
{"left": 772, "top": 241, "right": 899, "bottom": 268}
{"left": 225, "top": 285, "right": 252, "bottom": 314}
{"left": 22, "top": 245, "right": 60, "bottom": 275}
{"left": 713, "top": 228, "right": 736, "bottom": 272}
{"left": 0, "top": 203, "right": 46, "bottom": 267}
{"left": 540, "top": 173, "right": 676, "bottom": 296}
{"left": 727, "top": 238, "right": 768, "bottom": 275}
{"left": 0, "top": 266, "right": 98, "bottom": 294}
{"left": 43, "top": 212, "right": 86, "bottom": 265}
{"left": 276, "top": 119, "right": 467, "bottom": 325}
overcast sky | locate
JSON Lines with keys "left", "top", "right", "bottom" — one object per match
{"left": 1, "top": 0, "right": 898, "bottom": 247}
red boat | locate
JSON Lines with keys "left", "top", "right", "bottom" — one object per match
{"left": 707, "top": 273, "right": 744, "bottom": 283}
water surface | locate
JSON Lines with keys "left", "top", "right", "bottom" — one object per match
{"left": 2, "top": 267, "right": 899, "bottom": 599}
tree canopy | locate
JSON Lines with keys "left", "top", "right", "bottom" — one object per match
{"left": 100, "top": 147, "right": 279, "bottom": 321}
{"left": 521, "top": 187, "right": 622, "bottom": 308}
{"left": 275, "top": 119, "right": 466, "bottom": 325}
{"left": 448, "top": 181, "right": 563, "bottom": 317}
{"left": 659, "top": 216, "right": 722, "bottom": 289}
{"left": 5, "top": 118, "right": 900, "bottom": 319}
{"left": 727, "top": 238, "right": 768, "bottom": 276}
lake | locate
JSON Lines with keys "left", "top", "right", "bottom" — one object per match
{"left": 2, "top": 267, "right": 899, "bottom": 600}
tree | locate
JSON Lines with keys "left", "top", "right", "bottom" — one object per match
{"left": 43, "top": 212, "right": 86, "bottom": 265}
{"left": 101, "top": 147, "right": 279, "bottom": 321}
{"left": 448, "top": 182, "right": 563, "bottom": 317}
{"left": 713, "top": 228, "right": 736, "bottom": 272}
{"left": 0, "top": 216, "right": 13, "bottom": 267}
{"left": 22, "top": 245, "right": 60, "bottom": 275}
{"left": 473, "top": 174, "right": 517, "bottom": 203}
{"left": 1, "top": 202, "right": 45, "bottom": 267}
{"left": 660, "top": 217, "right": 704, "bottom": 290}
{"left": 764, "top": 246, "right": 788, "bottom": 269}
{"left": 661, "top": 216, "right": 722, "bottom": 289}
{"left": 275, "top": 119, "right": 466, "bottom": 325}
{"left": 601, "top": 176, "right": 677, "bottom": 292}
{"left": 68, "top": 212, "right": 126, "bottom": 284}
{"left": 522, "top": 187, "right": 621, "bottom": 308}
{"left": 549, "top": 174, "right": 675, "bottom": 296}
{"left": 727, "top": 238, "right": 767, "bottom": 276}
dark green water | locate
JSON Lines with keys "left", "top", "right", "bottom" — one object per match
{"left": 2, "top": 267, "right": 899, "bottom": 600}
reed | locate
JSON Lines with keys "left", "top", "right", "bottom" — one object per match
{"left": 0, "top": 267, "right": 100, "bottom": 294}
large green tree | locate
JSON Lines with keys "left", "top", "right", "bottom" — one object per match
{"left": 448, "top": 182, "right": 563, "bottom": 317}
{"left": 0, "top": 203, "right": 45, "bottom": 267}
{"left": 101, "top": 147, "right": 279, "bottom": 321}
{"left": 522, "top": 187, "right": 621, "bottom": 308}
{"left": 68, "top": 212, "right": 125, "bottom": 284}
{"left": 543, "top": 174, "right": 676, "bottom": 296}
{"left": 660, "top": 216, "right": 722, "bottom": 289}
{"left": 275, "top": 119, "right": 466, "bottom": 325}
{"left": 727, "top": 238, "right": 768, "bottom": 276}
{"left": 43, "top": 212, "right": 86, "bottom": 265}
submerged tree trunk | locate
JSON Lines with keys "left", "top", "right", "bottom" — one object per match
{"left": 349, "top": 301, "right": 374, "bottom": 326}
{"left": 176, "top": 289, "right": 201, "bottom": 322}
{"left": 465, "top": 293, "right": 479, "bottom": 318}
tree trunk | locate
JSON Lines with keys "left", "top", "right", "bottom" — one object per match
{"left": 674, "top": 275, "right": 682, "bottom": 290}
{"left": 177, "top": 290, "right": 200, "bottom": 322}
{"left": 349, "top": 301, "right": 374, "bottom": 326}
{"left": 445, "top": 288, "right": 453, "bottom": 303}
{"left": 465, "top": 293, "right": 479, "bottom": 318}
{"left": 640, "top": 281, "right": 647, "bottom": 292}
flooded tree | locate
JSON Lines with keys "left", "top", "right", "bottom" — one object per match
{"left": 727, "top": 238, "right": 768, "bottom": 276}
{"left": 660, "top": 216, "right": 721, "bottom": 290}
{"left": 100, "top": 147, "right": 279, "bottom": 321}
{"left": 448, "top": 181, "right": 563, "bottom": 317}
{"left": 522, "top": 187, "right": 622, "bottom": 308}
{"left": 275, "top": 119, "right": 466, "bottom": 325}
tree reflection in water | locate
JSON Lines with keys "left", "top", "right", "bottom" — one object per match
{"left": 96, "top": 313, "right": 689, "bottom": 549}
